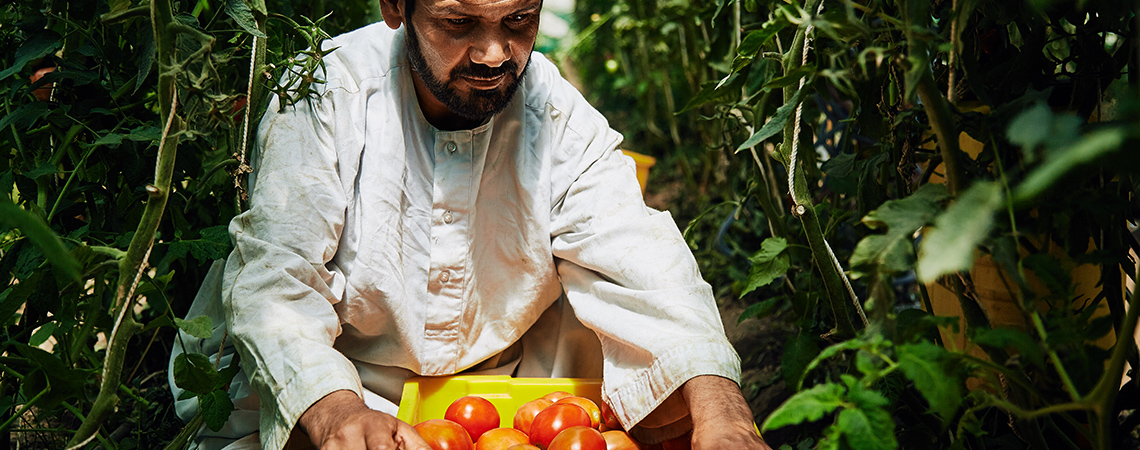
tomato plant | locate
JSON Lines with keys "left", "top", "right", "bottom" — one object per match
{"left": 475, "top": 427, "right": 530, "bottom": 450}
{"left": 529, "top": 403, "right": 591, "bottom": 449}
{"left": 416, "top": 419, "right": 475, "bottom": 450}
{"left": 446, "top": 395, "right": 501, "bottom": 441}
{"left": 548, "top": 426, "right": 606, "bottom": 450}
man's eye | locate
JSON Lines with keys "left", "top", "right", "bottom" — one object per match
{"left": 506, "top": 14, "right": 531, "bottom": 24}
{"left": 447, "top": 18, "right": 472, "bottom": 26}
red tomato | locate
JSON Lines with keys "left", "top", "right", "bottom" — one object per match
{"left": 542, "top": 391, "right": 573, "bottom": 403}
{"left": 506, "top": 445, "right": 542, "bottom": 450}
{"left": 29, "top": 66, "right": 54, "bottom": 101}
{"left": 548, "top": 426, "right": 606, "bottom": 450}
{"left": 598, "top": 401, "right": 621, "bottom": 431}
{"left": 601, "top": 430, "right": 644, "bottom": 450}
{"left": 513, "top": 398, "right": 553, "bottom": 435}
{"left": 476, "top": 427, "right": 530, "bottom": 450}
{"left": 555, "top": 397, "right": 602, "bottom": 429}
{"left": 415, "top": 419, "right": 475, "bottom": 450}
{"left": 446, "top": 396, "right": 501, "bottom": 442}
{"left": 529, "top": 403, "right": 592, "bottom": 449}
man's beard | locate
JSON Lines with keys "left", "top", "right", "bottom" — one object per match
{"left": 405, "top": 21, "right": 529, "bottom": 122}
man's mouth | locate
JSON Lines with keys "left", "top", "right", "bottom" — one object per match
{"left": 461, "top": 73, "right": 507, "bottom": 90}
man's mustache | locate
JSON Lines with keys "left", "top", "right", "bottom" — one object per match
{"left": 451, "top": 60, "right": 519, "bottom": 80}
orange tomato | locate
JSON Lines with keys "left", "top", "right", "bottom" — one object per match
{"left": 548, "top": 426, "right": 606, "bottom": 450}
{"left": 415, "top": 419, "right": 475, "bottom": 450}
{"left": 601, "top": 430, "right": 644, "bottom": 450}
{"left": 513, "top": 398, "right": 554, "bottom": 435}
{"left": 541, "top": 391, "right": 573, "bottom": 403}
{"left": 29, "top": 66, "right": 54, "bottom": 101}
{"left": 555, "top": 397, "right": 602, "bottom": 429}
{"left": 476, "top": 427, "right": 530, "bottom": 450}
{"left": 505, "top": 445, "right": 542, "bottom": 450}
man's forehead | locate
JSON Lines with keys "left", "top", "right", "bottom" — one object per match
{"left": 419, "top": 0, "right": 542, "bottom": 15}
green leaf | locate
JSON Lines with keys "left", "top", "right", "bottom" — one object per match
{"left": 736, "top": 86, "right": 805, "bottom": 152}
{"left": 173, "top": 353, "right": 221, "bottom": 396}
{"left": 175, "top": 316, "right": 215, "bottom": 340}
{"left": 109, "top": 0, "right": 132, "bottom": 13}
{"left": 741, "top": 237, "right": 790, "bottom": 297}
{"left": 917, "top": 182, "right": 1004, "bottom": 283}
{"left": 1013, "top": 128, "right": 1124, "bottom": 204}
{"left": 0, "top": 200, "right": 81, "bottom": 282}
{"left": 225, "top": 0, "right": 268, "bottom": 38}
{"left": 0, "top": 30, "right": 62, "bottom": 81}
{"left": 28, "top": 322, "right": 57, "bottom": 347}
{"left": 972, "top": 327, "right": 1045, "bottom": 369}
{"left": 167, "top": 225, "right": 233, "bottom": 261}
{"left": 850, "top": 183, "right": 949, "bottom": 278}
{"left": 0, "top": 102, "right": 52, "bottom": 131}
{"left": 143, "top": 315, "right": 175, "bottom": 332}
{"left": 200, "top": 390, "right": 236, "bottom": 431}
{"left": 897, "top": 342, "right": 962, "bottom": 421}
{"left": 762, "top": 65, "right": 815, "bottom": 91}
{"left": 677, "top": 76, "right": 745, "bottom": 114}
{"left": 761, "top": 382, "right": 846, "bottom": 431}
{"left": 1006, "top": 102, "right": 1054, "bottom": 152}
{"left": 737, "top": 20, "right": 788, "bottom": 57}
{"left": 23, "top": 162, "right": 58, "bottom": 180}
{"left": 781, "top": 333, "right": 821, "bottom": 389}
{"left": 738, "top": 297, "right": 778, "bottom": 323}
{"left": 836, "top": 405, "right": 896, "bottom": 450}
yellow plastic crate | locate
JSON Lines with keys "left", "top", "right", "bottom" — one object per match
{"left": 621, "top": 150, "right": 656, "bottom": 195}
{"left": 396, "top": 375, "right": 603, "bottom": 426}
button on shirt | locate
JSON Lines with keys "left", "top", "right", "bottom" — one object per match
{"left": 223, "top": 24, "right": 740, "bottom": 450}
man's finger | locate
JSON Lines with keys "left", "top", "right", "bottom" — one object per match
{"left": 395, "top": 421, "right": 433, "bottom": 450}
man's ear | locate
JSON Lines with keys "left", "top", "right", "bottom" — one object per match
{"left": 379, "top": 0, "right": 406, "bottom": 30}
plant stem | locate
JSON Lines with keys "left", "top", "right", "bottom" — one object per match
{"left": 902, "top": 0, "right": 963, "bottom": 195}
{"left": 66, "top": 0, "right": 185, "bottom": 446}
{"left": 796, "top": 204, "right": 857, "bottom": 338}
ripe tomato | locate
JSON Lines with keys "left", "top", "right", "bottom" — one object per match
{"left": 529, "top": 403, "right": 592, "bottom": 449}
{"left": 29, "top": 66, "right": 55, "bottom": 101}
{"left": 446, "top": 395, "right": 501, "bottom": 442}
{"left": 506, "top": 445, "right": 542, "bottom": 450}
{"left": 476, "top": 427, "right": 529, "bottom": 450}
{"left": 548, "top": 426, "right": 606, "bottom": 450}
{"left": 556, "top": 397, "right": 602, "bottom": 429}
{"left": 598, "top": 401, "right": 621, "bottom": 431}
{"left": 601, "top": 430, "right": 644, "bottom": 450}
{"left": 415, "top": 419, "right": 475, "bottom": 450}
{"left": 542, "top": 391, "right": 573, "bottom": 403}
{"left": 513, "top": 398, "right": 553, "bottom": 435}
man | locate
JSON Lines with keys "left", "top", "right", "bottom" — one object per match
{"left": 172, "top": 0, "right": 771, "bottom": 448}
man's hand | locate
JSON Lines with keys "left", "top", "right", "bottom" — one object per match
{"left": 298, "top": 390, "right": 433, "bottom": 450}
{"left": 681, "top": 375, "right": 772, "bottom": 450}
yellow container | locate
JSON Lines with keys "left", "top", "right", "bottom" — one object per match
{"left": 396, "top": 375, "right": 603, "bottom": 426}
{"left": 621, "top": 150, "right": 656, "bottom": 195}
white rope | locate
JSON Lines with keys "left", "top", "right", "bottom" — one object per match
{"left": 787, "top": 3, "right": 868, "bottom": 327}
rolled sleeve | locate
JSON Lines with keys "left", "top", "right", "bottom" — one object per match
{"left": 551, "top": 144, "right": 741, "bottom": 430}
{"left": 222, "top": 85, "right": 362, "bottom": 450}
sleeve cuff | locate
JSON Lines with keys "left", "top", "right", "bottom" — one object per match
{"left": 256, "top": 357, "right": 362, "bottom": 450}
{"left": 601, "top": 341, "right": 741, "bottom": 433}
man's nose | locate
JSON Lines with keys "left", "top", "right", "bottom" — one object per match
{"left": 471, "top": 31, "right": 511, "bottom": 68}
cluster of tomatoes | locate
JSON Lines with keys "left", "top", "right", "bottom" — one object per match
{"left": 413, "top": 390, "right": 688, "bottom": 450}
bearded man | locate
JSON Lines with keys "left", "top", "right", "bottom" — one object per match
{"left": 170, "top": 0, "right": 772, "bottom": 449}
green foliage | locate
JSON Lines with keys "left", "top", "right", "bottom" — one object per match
{"left": 576, "top": 0, "right": 1140, "bottom": 448}
{"left": 0, "top": 0, "right": 375, "bottom": 447}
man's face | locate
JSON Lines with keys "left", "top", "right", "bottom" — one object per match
{"left": 404, "top": 0, "right": 541, "bottom": 123}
